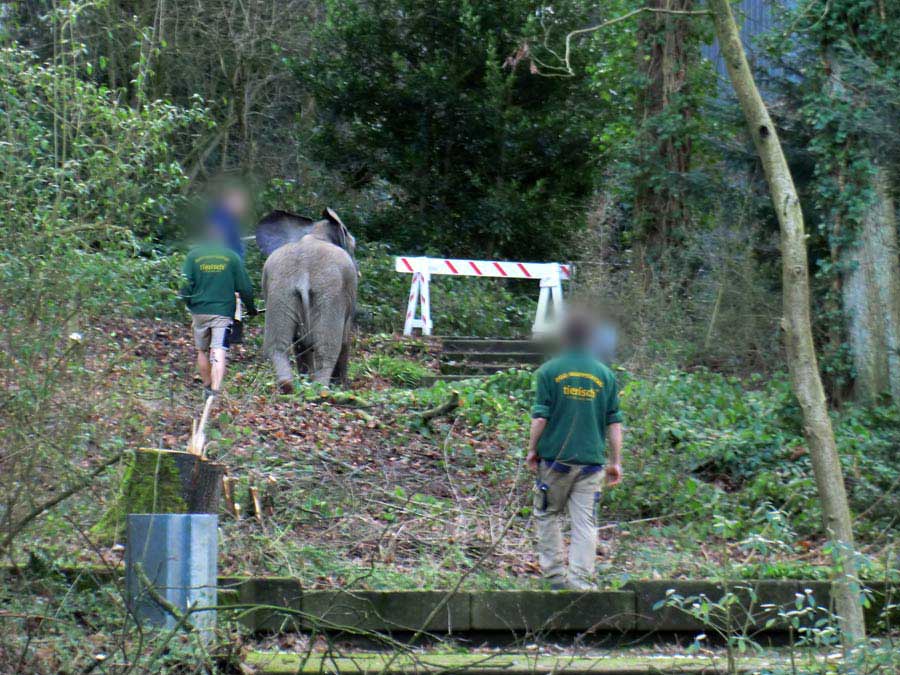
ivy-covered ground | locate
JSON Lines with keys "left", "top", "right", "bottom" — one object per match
{"left": 17, "top": 317, "right": 900, "bottom": 590}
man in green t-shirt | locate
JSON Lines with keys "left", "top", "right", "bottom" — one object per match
{"left": 180, "top": 236, "right": 256, "bottom": 398}
{"left": 526, "top": 312, "right": 624, "bottom": 590}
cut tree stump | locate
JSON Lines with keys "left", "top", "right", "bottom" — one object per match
{"left": 92, "top": 448, "right": 225, "bottom": 544}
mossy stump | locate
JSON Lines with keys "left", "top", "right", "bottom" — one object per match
{"left": 92, "top": 449, "right": 225, "bottom": 544}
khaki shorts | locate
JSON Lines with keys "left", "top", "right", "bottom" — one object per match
{"left": 192, "top": 314, "right": 232, "bottom": 351}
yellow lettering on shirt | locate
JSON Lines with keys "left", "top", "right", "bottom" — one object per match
{"left": 199, "top": 263, "right": 227, "bottom": 272}
{"left": 554, "top": 371, "right": 604, "bottom": 388}
{"left": 562, "top": 384, "right": 597, "bottom": 399}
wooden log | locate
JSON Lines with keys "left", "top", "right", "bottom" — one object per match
{"left": 91, "top": 449, "right": 225, "bottom": 544}
{"left": 418, "top": 392, "right": 460, "bottom": 423}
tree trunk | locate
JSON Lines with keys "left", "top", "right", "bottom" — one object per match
{"left": 634, "top": 0, "right": 695, "bottom": 262}
{"left": 708, "top": 0, "right": 866, "bottom": 645}
{"left": 92, "top": 449, "right": 225, "bottom": 544}
{"left": 841, "top": 165, "right": 900, "bottom": 403}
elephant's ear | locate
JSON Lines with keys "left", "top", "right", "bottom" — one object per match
{"left": 322, "top": 207, "right": 356, "bottom": 255}
{"left": 255, "top": 210, "right": 315, "bottom": 257}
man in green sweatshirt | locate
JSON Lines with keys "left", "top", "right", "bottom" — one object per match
{"left": 526, "top": 311, "right": 624, "bottom": 590}
{"left": 180, "top": 238, "right": 256, "bottom": 398}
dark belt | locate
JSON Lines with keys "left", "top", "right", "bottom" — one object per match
{"left": 541, "top": 459, "right": 603, "bottom": 476}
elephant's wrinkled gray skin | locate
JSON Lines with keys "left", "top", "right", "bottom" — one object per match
{"left": 261, "top": 210, "right": 358, "bottom": 390}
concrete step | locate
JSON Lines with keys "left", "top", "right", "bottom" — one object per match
{"left": 247, "top": 652, "right": 786, "bottom": 675}
{"left": 442, "top": 350, "right": 544, "bottom": 365}
{"left": 439, "top": 362, "right": 534, "bottom": 376}
{"left": 442, "top": 338, "right": 545, "bottom": 354}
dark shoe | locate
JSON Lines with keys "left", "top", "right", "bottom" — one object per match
{"left": 203, "top": 386, "right": 214, "bottom": 400}
{"left": 278, "top": 380, "right": 294, "bottom": 395}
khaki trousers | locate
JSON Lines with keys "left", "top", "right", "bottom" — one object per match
{"left": 533, "top": 462, "right": 603, "bottom": 589}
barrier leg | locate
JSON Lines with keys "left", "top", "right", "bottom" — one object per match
{"left": 550, "top": 278, "right": 564, "bottom": 320}
{"left": 533, "top": 285, "right": 551, "bottom": 334}
{"left": 403, "top": 272, "right": 421, "bottom": 336}
{"left": 533, "top": 266, "right": 564, "bottom": 335}
{"left": 420, "top": 270, "right": 432, "bottom": 336}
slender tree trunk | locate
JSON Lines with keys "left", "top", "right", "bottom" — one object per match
{"left": 708, "top": 0, "right": 866, "bottom": 645}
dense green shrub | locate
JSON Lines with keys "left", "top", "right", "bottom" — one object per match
{"left": 615, "top": 368, "right": 900, "bottom": 537}
{"left": 0, "top": 47, "right": 206, "bottom": 318}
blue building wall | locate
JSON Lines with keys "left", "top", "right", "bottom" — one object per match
{"left": 702, "top": 0, "right": 780, "bottom": 78}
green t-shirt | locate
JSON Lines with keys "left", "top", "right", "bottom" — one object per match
{"left": 180, "top": 243, "right": 256, "bottom": 318}
{"left": 531, "top": 351, "right": 623, "bottom": 466}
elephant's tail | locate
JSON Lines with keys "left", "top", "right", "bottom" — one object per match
{"left": 297, "top": 281, "right": 312, "bottom": 337}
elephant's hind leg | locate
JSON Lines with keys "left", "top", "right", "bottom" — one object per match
{"left": 309, "top": 305, "right": 344, "bottom": 386}
{"left": 334, "top": 313, "right": 354, "bottom": 385}
{"left": 264, "top": 294, "right": 299, "bottom": 393}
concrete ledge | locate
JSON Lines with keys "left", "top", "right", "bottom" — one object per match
{"left": 4, "top": 566, "right": 894, "bottom": 635}
{"left": 226, "top": 577, "right": 303, "bottom": 632}
{"left": 470, "top": 591, "right": 633, "bottom": 632}
{"left": 625, "top": 580, "right": 834, "bottom": 632}
{"left": 230, "top": 581, "right": 896, "bottom": 634}
{"left": 302, "top": 590, "right": 470, "bottom": 632}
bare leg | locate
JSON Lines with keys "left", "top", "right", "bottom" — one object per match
{"left": 210, "top": 348, "right": 227, "bottom": 392}
{"left": 197, "top": 350, "right": 212, "bottom": 388}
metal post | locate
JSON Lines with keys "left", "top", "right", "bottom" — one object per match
{"left": 126, "top": 514, "right": 218, "bottom": 642}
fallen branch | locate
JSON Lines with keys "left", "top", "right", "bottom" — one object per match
{"left": 319, "top": 391, "right": 374, "bottom": 408}
{"left": 417, "top": 392, "right": 460, "bottom": 423}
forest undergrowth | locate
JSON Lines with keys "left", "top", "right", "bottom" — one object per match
{"left": 10, "top": 315, "right": 898, "bottom": 591}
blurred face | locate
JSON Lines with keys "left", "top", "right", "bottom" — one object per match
{"left": 222, "top": 188, "right": 248, "bottom": 220}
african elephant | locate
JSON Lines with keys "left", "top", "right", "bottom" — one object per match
{"left": 260, "top": 208, "right": 358, "bottom": 390}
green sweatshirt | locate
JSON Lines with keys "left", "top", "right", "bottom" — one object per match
{"left": 531, "top": 350, "right": 623, "bottom": 466}
{"left": 180, "top": 243, "right": 256, "bottom": 318}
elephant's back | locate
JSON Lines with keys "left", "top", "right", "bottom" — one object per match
{"left": 263, "top": 237, "right": 355, "bottom": 289}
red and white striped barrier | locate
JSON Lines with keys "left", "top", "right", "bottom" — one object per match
{"left": 395, "top": 257, "right": 571, "bottom": 281}
{"left": 396, "top": 256, "right": 570, "bottom": 336}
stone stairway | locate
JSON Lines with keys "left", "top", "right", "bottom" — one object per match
{"left": 421, "top": 338, "right": 546, "bottom": 386}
